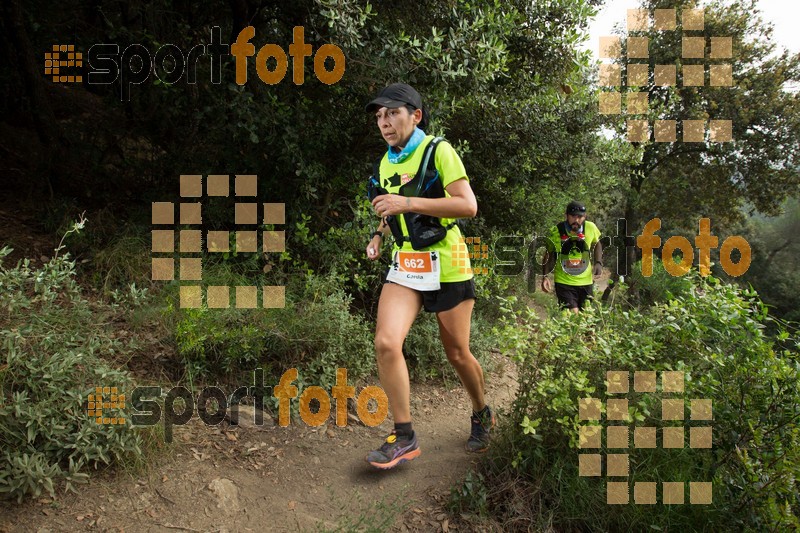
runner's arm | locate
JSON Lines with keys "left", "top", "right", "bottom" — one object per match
{"left": 542, "top": 250, "right": 556, "bottom": 276}
{"left": 593, "top": 239, "right": 603, "bottom": 264}
{"left": 592, "top": 239, "right": 603, "bottom": 275}
{"left": 370, "top": 178, "right": 477, "bottom": 219}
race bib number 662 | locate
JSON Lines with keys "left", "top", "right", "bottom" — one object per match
{"left": 387, "top": 251, "right": 441, "bottom": 291}
{"left": 402, "top": 254, "right": 432, "bottom": 271}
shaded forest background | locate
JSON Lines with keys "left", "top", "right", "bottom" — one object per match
{"left": 2, "top": 0, "right": 798, "bottom": 317}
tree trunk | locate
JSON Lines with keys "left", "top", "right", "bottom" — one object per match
{"left": 5, "top": 0, "right": 68, "bottom": 195}
{"left": 763, "top": 240, "right": 791, "bottom": 271}
{"left": 623, "top": 167, "right": 644, "bottom": 277}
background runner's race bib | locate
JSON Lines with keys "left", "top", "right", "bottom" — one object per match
{"left": 386, "top": 251, "right": 441, "bottom": 291}
{"left": 561, "top": 251, "right": 589, "bottom": 276}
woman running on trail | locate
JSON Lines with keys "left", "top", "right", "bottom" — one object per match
{"left": 363, "top": 83, "right": 494, "bottom": 470}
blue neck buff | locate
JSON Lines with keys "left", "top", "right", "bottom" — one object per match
{"left": 564, "top": 220, "right": 583, "bottom": 235}
{"left": 387, "top": 127, "right": 425, "bottom": 164}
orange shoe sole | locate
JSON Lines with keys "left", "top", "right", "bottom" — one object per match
{"left": 367, "top": 448, "right": 421, "bottom": 470}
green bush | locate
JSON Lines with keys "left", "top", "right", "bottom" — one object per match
{"left": 0, "top": 243, "right": 145, "bottom": 502}
{"left": 171, "top": 257, "right": 500, "bottom": 395}
{"left": 456, "top": 274, "right": 800, "bottom": 531}
{"left": 290, "top": 202, "right": 389, "bottom": 301}
{"left": 172, "top": 268, "right": 375, "bottom": 390}
{"left": 402, "top": 310, "right": 496, "bottom": 384}
{"left": 90, "top": 229, "right": 151, "bottom": 292}
{"left": 626, "top": 257, "right": 694, "bottom": 308}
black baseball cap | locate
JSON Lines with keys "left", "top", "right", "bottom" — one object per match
{"left": 566, "top": 201, "right": 586, "bottom": 215}
{"left": 365, "top": 83, "right": 423, "bottom": 112}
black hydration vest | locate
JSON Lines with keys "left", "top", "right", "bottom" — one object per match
{"left": 370, "top": 137, "right": 456, "bottom": 250}
{"left": 556, "top": 221, "right": 590, "bottom": 276}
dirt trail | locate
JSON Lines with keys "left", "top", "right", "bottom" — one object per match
{"left": 0, "top": 355, "right": 518, "bottom": 533}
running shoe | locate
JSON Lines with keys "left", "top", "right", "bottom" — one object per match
{"left": 466, "top": 405, "right": 495, "bottom": 453}
{"left": 366, "top": 430, "right": 421, "bottom": 469}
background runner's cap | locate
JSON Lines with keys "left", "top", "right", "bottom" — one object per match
{"left": 566, "top": 201, "right": 586, "bottom": 215}
{"left": 365, "top": 83, "right": 423, "bottom": 112}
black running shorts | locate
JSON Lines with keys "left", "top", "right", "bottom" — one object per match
{"left": 554, "top": 283, "right": 593, "bottom": 310}
{"left": 385, "top": 277, "right": 476, "bottom": 313}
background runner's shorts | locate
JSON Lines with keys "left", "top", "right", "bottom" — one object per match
{"left": 385, "top": 276, "right": 476, "bottom": 313}
{"left": 554, "top": 283, "right": 593, "bottom": 309}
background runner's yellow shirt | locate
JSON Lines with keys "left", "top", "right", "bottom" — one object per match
{"left": 547, "top": 220, "right": 601, "bottom": 286}
{"left": 378, "top": 135, "right": 472, "bottom": 283}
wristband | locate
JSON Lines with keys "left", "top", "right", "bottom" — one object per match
{"left": 371, "top": 231, "right": 383, "bottom": 240}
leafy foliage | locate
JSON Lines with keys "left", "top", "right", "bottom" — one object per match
{"left": 740, "top": 198, "right": 800, "bottom": 322}
{"left": 0, "top": 244, "right": 145, "bottom": 502}
{"left": 172, "top": 268, "right": 375, "bottom": 389}
{"left": 458, "top": 274, "right": 800, "bottom": 530}
{"left": 4, "top": 0, "right": 621, "bottom": 276}
{"left": 605, "top": 0, "right": 800, "bottom": 232}
{"left": 626, "top": 257, "right": 695, "bottom": 307}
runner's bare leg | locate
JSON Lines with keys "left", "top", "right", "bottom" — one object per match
{"left": 374, "top": 283, "right": 422, "bottom": 424}
{"left": 436, "top": 298, "right": 486, "bottom": 413}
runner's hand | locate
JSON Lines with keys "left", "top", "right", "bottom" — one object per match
{"left": 371, "top": 194, "right": 410, "bottom": 217}
{"left": 541, "top": 277, "right": 551, "bottom": 293}
{"left": 366, "top": 236, "right": 382, "bottom": 261}
{"left": 593, "top": 263, "right": 603, "bottom": 276}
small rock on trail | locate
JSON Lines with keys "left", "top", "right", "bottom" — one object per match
{"left": 207, "top": 478, "right": 240, "bottom": 516}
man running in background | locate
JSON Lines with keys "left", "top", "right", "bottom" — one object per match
{"left": 541, "top": 200, "right": 603, "bottom": 313}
